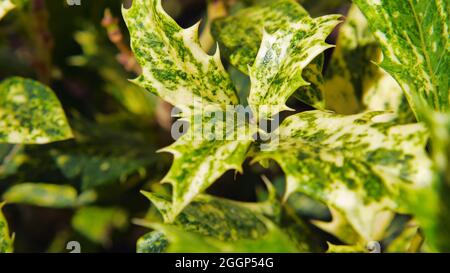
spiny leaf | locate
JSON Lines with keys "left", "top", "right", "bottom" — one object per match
{"left": 211, "top": 0, "right": 328, "bottom": 109}
{"left": 156, "top": 112, "right": 256, "bottom": 221}
{"left": 326, "top": 242, "right": 368, "bottom": 253}
{"left": 253, "top": 110, "right": 432, "bottom": 240}
{"left": 122, "top": 0, "right": 239, "bottom": 113}
{"left": 248, "top": 11, "right": 341, "bottom": 119}
{"left": 0, "top": 202, "right": 13, "bottom": 253}
{"left": 3, "top": 183, "right": 78, "bottom": 208}
{"left": 324, "top": 4, "right": 413, "bottom": 123}
{"left": 0, "top": 77, "right": 73, "bottom": 144}
{"left": 354, "top": 0, "right": 450, "bottom": 117}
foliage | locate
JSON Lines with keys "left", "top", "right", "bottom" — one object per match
{"left": 0, "top": 0, "right": 448, "bottom": 253}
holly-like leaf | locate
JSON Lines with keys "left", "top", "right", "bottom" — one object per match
{"left": 137, "top": 231, "right": 168, "bottom": 253}
{"left": 154, "top": 111, "right": 256, "bottom": 221}
{"left": 0, "top": 77, "right": 73, "bottom": 144}
{"left": 138, "top": 192, "right": 297, "bottom": 253}
{"left": 324, "top": 4, "right": 413, "bottom": 123}
{"left": 0, "top": 202, "right": 13, "bottom": 253}
{"left": 247, "top": 8, "right": 341, "bottom": 118}
{"left": 211, "top": 0, "right": 329, "bottom": 109}
{"left": 354, "top": 0, "right": 450, "bottom": 118}
{"left": 122, "top": 0, "right": 239, "bottom": 113}
{"left": 253, "top": 110, "right": 432, "bottom": 240}
{"left": 3, "top": 183, "right": 78, "bottom": 208}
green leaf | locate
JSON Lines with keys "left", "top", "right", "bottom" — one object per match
{"left": 137, "top": 231, "right": 169, "bottom": 253}
{"left": 353, "top": 0, "right": 450, "bottom": 117}
{"left": 253, "top": 110, "right": 432, "bottom": 240}
{"left": 0, "top": 77, "right": 73, "bottom": 144}
{"left": 212, "top": 0, "right": 338, "bottom": 111}
{"left": 142, "top": 192, "right": 271, "bottom": 239}
{"left": 156, "top": 112, "right": 256, "bottom": 221}
{"left": 0, "top": 202, "right": 13, "bottom": 253}
{"left": 247, "top": 8, "right": 340, "bottom": 118}
{"left": 71, "top": 206, "right": 128, "bottom": 245}
{"left": 122, "top": 0, "right": 239, "bottom": 113}
{"left": 148, "top": 222, "right": 298, "bottom": 253}
{"left": 324, "top": 4, "right": 413, "bottom": 123}
{"left": 137, "top": 191, "right": 301, "bottom": 252}
{"left": 3, "top": 183, "right": 78, "bottom": 208}
{"left": 326, "top": 242, "right": 368, "bottom": 253}
{"left": 0, "top": 144, "right": 25, "bottom": 179}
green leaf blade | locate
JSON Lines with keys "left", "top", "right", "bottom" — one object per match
{"left": 0, "top": 77, "right": 73, "bottom": 144}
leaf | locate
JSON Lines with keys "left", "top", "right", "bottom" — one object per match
{"left": 122, "top": 0, "right": 239, "bottom": 113}
{"left": 0, "top": 0, "right": 15, "bottom": 20}
{"left": 247, "top": 9, "right": 341, "bottom": 118}
{"left": 137, "top": 191, "right": 302, "bottom": 252}
{"left": 253, "top": 110, "right": 433, "bottom": 240}
{"left": 354, "top": 0, "right": 450, "bottom": 118}
{"left": 149, "top": 222, "right": 298, "bottom": 253}
{"left": 212, "top": 0, "right": 337, "bottom": 111}
{"left": 71, "top": 206, "right": 128, "bottom": 245}
{"left": 137, "top": 231, "right": 169, "bottom": 253}
{"left": 0, "top": 77, "right": 73, "bottom": 144}
{"left": 326, "top": 242, "right": 368, "bottom": 253}
{"left": 142, "top": 192, "right": 270, "bottom": 240}
{"left": 48, "top": 116, "right": 156, "bottom": 190}
{"left": 0, "top": 202, "right": 13, "bottom": 253}
{"left": 156, "top": 111, "right": 256, "bottom": 221}
{"left": 0, "top": 144, "right": 25, "bottom": 179}
{"left": 3, "top": 183, "right": 78, "bottom": 208}
{"left": 324, "top": 4, "right": 413, "bottom": 123}
{"left": 70, "top": 27, "right": 157, "bottom": 118}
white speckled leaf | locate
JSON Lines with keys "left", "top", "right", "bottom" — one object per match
{"left": 0, "top": 202, "right": 13, "bottom": 253}
{"left": 138, "top": 192, "right": 297, "bottom": 253}
{"left": 324, "top": 4, "right": 413, "bottom": 123}
{"left": 158, "top": 113, "right": 256, "bottom": 221}
{"left": 253, "top": 110, "right": 432, "bottom": 240}
{"left": 3, "top": 183, "right": 78, "bottom": 208}
{"left": 0, "top": 77, "right": 73, "bottom": 144}
{"left": 248, "top": 11, "right": 341, "bottom": 119}
{"left": 354, "top": 0, "right": 450, "bottom": 118}
{"left": 211, "top": 0, "right": 329, "bottom": 109}
{"left": 122, "top": 0, "right": 239, "bottom": 113}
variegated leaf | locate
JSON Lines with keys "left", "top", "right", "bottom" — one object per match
{"left": 0, "top": 77, "right": 73, "bottom": 144}
{"left": 211, "top": 0, "right": 327, "bottom": 109}
{"left": 157, "top": 112, "right": 256, "bottom": 221}
{"left": 138, "top": 192, "right": 297, "bottom": 253}
{"left": 3, "top": 183, "right": 78, "bottom": 208}
{"left": 354, "top": 0, "right": 450, "bottom": 118}
{"left": 147, "top": 222, "right": 298, "bottom": 253}
{"left": 248, "top": 11, "right": 341, "bottom": 119}
{"left": 0, "top": 202, "right": 13, "bottom": 253}
{"left": 324, "top": 4, "right": 413, "bottom": 123}
{"left": 253, "top": 110, "right": 432, "bottom": 240}
{"left": 122, "top": 0, "right": 239, "bottom": 113}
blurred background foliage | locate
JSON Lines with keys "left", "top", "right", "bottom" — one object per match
{"left": 0, "top": 0, "right": 415, "bottom": 253}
